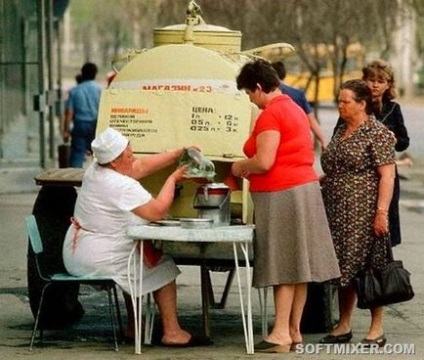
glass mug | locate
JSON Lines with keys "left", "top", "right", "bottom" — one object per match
{"left": 178, "top": 148, "right": 216, "bottom": 181}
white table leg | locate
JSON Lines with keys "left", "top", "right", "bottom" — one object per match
{"left": 233, "top": 241, "right": 254, "bottom": 354}
{"left": 127, "top": 241, "right": 144, "bottom": 354}
{"left": 144, "top": 293, "right": 154, "bottom": 344}
{"left": 258, "top": 287, "right": 268, "bottom": 336}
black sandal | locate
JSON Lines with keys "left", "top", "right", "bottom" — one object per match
{"left": 319, "top": 331, "right": 353, "bottom": 344}
{"left": 360, "top": 334, "right": 386, "bottom": 348}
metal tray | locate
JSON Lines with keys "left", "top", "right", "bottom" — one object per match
{"left": 180, "top": 218, "right": 213, "bottom": 229}
{"left": 152, "top": 220, "right": 181, "bottom": 226}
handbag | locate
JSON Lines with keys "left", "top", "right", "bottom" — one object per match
{"left": 352, "top": 235, "right": 414, "bottom": 309}
{"left": 58, "top": 142, "right": 70, "bottom": 168}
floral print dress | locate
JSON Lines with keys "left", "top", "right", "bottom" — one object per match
{"left": 321, "top": 118, "right": 395, "bottom": 287}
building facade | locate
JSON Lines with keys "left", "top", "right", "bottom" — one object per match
{"left": 0, "top": 0, "right": 68, "bottom": 192}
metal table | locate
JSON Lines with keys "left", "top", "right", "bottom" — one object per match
{"left": 126, "top": 224, "right": 255, "bottom": 354}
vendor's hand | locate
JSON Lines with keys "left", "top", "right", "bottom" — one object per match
{"left": 170, "top": 165, "right": 189, "bottom": 182}
{"left": 185, "top": 145, "right": 201, "bottom": 152}
{"left": 373, "top": 210, "right": 389, "bottom": 236}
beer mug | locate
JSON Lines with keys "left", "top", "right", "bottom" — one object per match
{"left": 179, "top": 148, "right": 216, "bottom": 181}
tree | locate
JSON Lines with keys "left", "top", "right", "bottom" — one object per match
{"left": 268, "top": 0, "right": 401, "bottom": 103}
{"left": 67, "top": 0, "right": 421, "bottom": 101}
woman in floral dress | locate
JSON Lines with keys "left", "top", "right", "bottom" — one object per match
{"left": 320, "top": 79, "right": 396, "bottom": 347}
{"left": 333, "top": 59, "right": 410, "bottom": 246}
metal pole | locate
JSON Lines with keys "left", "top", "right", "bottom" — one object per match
{"left": 56, "top": 18, "right": 63, "bottom": 134}
{"left": 46, "top": 0, "right": 55, "bottom": 161}
{"left": 0, "top": 0, "right": 5, "bottom": 159}
{"left": 37, "top": 0, "right": 46, "bottom": 168}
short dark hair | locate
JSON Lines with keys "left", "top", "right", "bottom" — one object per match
{"left": 271, "top": 61, "right": 286, "bottom": 81}
{"left": 339, "top": 79, "right": 373, "bottom": 115}
{"left": 236, "top": 59, "right": 281, "bottom": 93}
{"left": 75, "top": 73, "right": 82, "bottom": 84}
{"left": 81, "top": 62, "right": 98, "bottom": 81}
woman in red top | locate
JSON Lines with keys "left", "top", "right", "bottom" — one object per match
{"left": 232, "top": 60, "right": 340, "bottom": 353}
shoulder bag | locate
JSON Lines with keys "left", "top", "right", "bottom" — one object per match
{"left": 352, "top": 235, "right": 414, "bottom": 309}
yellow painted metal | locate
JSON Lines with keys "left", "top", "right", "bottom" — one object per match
{"left": 97, "top": 2, "right": 295, "bottom": 224}
{"left": 110, "top": 44, "right": 249, "bottom": 84}
{"left": 154, "top": 24, "right": 242, "bottom": 53}
{"left": 98, "top": 43, "right": 255, "bottom": 223}
{"left": 97, "top": 89, "right": 252, "bottom": 159}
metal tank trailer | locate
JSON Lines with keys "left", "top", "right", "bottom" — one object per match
{"left": 98, "top": 3, "right": 336, "bottom": 335}
{"left": 95, "top": 5, "right": 295, "bottom": 337}
{"left": 97, "top": 0, "right": 294, "bottom": 224}
{"left": 27, "top": 1, "right": 335, "bottom": 336}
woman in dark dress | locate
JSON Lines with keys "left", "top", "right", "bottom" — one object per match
{"left": 321, "top": 79, "right": 396, "bottom": 347}
{"left": 363, "top": 60, "right": 409, "bottom": 247}
{"left": 334, "top": 59, "right": 410, "bottom": 246}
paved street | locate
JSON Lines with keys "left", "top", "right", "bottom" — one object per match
{"left": 0, "top": 103, "right": 423, "bottom": 359}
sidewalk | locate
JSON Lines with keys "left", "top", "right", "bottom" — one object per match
{"left": 0, "top": 162, "right": 423, "bottom": 359}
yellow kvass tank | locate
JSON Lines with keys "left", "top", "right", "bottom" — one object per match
{"left": 97, "top": 1, "right": 294, "bottom": 223}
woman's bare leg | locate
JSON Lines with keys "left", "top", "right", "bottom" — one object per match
{"left": 265, "top": 284, "right": 295, "bottom": 345}
{"left": 289, "top": 283, "right": 307, "bottom": 343}
{"left": 123, "top": 281, "right": 190, "bottom": 344}
{"left": 123, "top": 291, "right": 135, "bottom": 339}
{"left": 153, "top": 280, "right": 191, "bottom": 344}
{"left": 332, "top": 284, "right": 356, "bottom": 335}
{"left": 366, "top": 306, "right": 384, "bottom": 339}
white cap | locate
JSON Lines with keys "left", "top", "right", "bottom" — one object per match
{"left": 91, "top": 127, "right": 128, "bottom": 164}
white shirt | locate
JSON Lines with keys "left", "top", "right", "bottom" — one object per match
{"left": 63, "top": 161, "right": 180, "bottom": 294}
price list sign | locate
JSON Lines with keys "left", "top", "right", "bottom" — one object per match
{"left": 97, "top": 89, "right": 252, "bottom": 159}
{"left": 190, "top": 106, "right": 241, "bottom": 134}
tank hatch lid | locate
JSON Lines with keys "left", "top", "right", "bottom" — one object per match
{"left": 156, "top": 23, "right": 240, "bottom": 33}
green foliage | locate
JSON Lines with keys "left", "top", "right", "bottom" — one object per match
{"left": 66, "top": 0, "right": 423, "bottom": 99}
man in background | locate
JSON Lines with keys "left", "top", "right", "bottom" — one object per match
{"left": 63, "top": 62, "right": 102, "bottom": 167}
{"left": 272, "top": 61, "right": 327, "bottom": 150}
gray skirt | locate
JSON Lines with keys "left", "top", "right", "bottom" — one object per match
{"left": 251, "top": 181, "right": 340, "bottom": 288}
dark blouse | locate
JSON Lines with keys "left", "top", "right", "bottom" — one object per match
{"left": 374, "top": 101, "right": 409, "bottom": 152}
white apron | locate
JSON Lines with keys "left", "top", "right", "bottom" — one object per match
{"left": 62, "top": 162, "right": 180, "bottom": 294}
